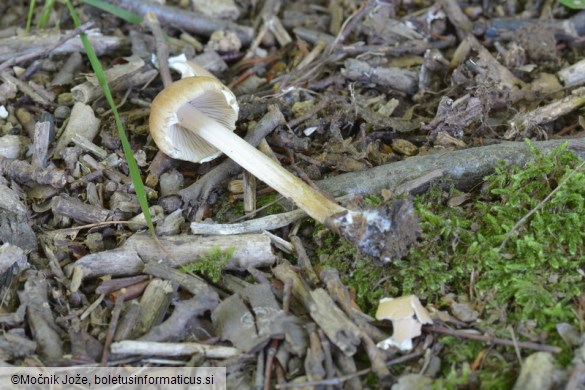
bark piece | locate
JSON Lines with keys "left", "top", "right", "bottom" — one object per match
{"left": 140, "top": 288, "right": 219, "bottom": 342}
{"left": 51, "top": 195, "right": 116, "bottom": 224}
{"left": 0, "top": 330, "right": 36, "bottom": 360}
{"left": 192, "top": 0, "right": 240, "bottom": 21}
{"left": 0, "top": 29, "right": 122, "bottom": 63}
{"left": 32, "top": 120, "right": 52, "bottom": 169}
{"left": 0, "top": 210, "right": 36, "bottom": 253}
{"left": 212, "top": 284, "right": 306, "bottom": 354}
{"left": 0, "top": 243, "right": 28, "bottom": 296}
{"left": 143, "top": 261, "right": 212, "bottom": 296}
{"left": 18, "top": 270, "right": 63, "bottom": 361}
{"left": 0, "top": 158, "right": 68, "bottom": 188}
{"left": 343, "top": 58, "right": 418, "bottom": 95}
{"left": 53, "top": 102, "right": 100, "bottom": 157}
{"left": 0, "top": 183, "right": 27, "bottom": 215}
{"left": 513, "top": 352, "right": 557, "bottom": 390}
{"left": 309, "top": 289, "right": 361, "bottom": 357}
{"left": 71, "top": 60, "right": 157, "bottom": 103}
{"left": 114, "top": 301, "right": 141, "bottom": 341}
{"left": 130, "top": 279, "right": 176, "bottom": 339}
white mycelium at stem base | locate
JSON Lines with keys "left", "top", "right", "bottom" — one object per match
{"left": 149, "top": 76, "right": 420, "bottom": 263}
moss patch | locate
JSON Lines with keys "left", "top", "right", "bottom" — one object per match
{"left": 181, "top": 246, "right": 235, "bottom": 283}
{"left": 314, "top": 141, "right": 585, "bottom": 383}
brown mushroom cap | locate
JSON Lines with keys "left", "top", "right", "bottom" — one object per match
{"left": 149, "top": 76, "right": 239, "bottom": 164}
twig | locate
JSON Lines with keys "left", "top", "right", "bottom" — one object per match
{"left": 111, "top": 0, "right": 253, "bottom": 45}
{"left": 0, "top": 21, "right": 95, "bottom": 73}
{"left": 0, "top": 158, "right": 68, "bottom": 188}
{"left": 264, "top": 339, "right": 280, "bottom": 390}
{"left": 427, "top": 325, "right": 563, "bottom": 354}
{"left": 101, "top": 290, "right": 125, "bottom": 365}
{"left": 144, "top": 12, "right": 172, "bottom": 87}
{"left": 275, "top": 368, "right": 371, "bottom": 388}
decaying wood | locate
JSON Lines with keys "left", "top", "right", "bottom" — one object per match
{"left": 114, "top": 301, "right": 141, "bottom": 341}
{"left": 111, "top": 0, "right": 254, "bottom": 45}
{"left": 0, "top": 21, "right": 95, "bottom": 72}
{"left": 52, "top": 195, "right": 118, "bottom": 224}
{"left": 271, "top": 262, "right": 389, "bottom": 380}
{"left": 317, "top": 138, "right": 585, "bottom": 198}
{"left": 290, "top": 235, "right": 319, "bottom": 287}
{"left": 343, "top": 58, "right": 418, "bottom": 94}
{"left": 144, "top": 12, "right": 172, "bottom": 88}
{"left": 2, "top": 0, "right": 584, "bottom": 385}
{"left": 51, "top": 51, "right": 83, "bottom": 86}
{"left": 18, "top": 270, "right": 63, "bottom": 361}
{"left": 0, "top": 158, "right": 68, "bottom": 188}
{"left": 101, "top": 292, "right": 125, "bottom": 365}
{"left": 130, "top": 279, "right": 175, "bottom": 339}
{"left": 139, "top": 289, "right": 219, "bottom": 342}
{"left": 143, "top": 261, "right": 213, "bottom": 296}
{"left": 0, "top": 182, "right": 27, "bottom": 215}
{"left": 0, "top": 72, "right": 53, "bottom": 106}
{"left": 53, "top": 102, "right": 100, "bottom": 157}
{"left": 71, "top": 60, "right": 157, "bottom": 103}
{"left": 190, "top": 208, "right": 306, "bottom": 235}
{"left": 309, "top": 289, "right": 361, "bottom": 357}
{"left": 32, "top": 120, "right": 51, "bottom": 169}
{"left": 0, "top": 243, "right": 28, "bottom": 297}
{"left": 111, "top": 339, "right": 240, "bottom": 358}
{"left": 320, "top": 268, "right": 388, "bottom": 343}
{"left": 71, "top": 232, "right": 275, "bottom": 279}
{"left": 507, "top": 89, "right": 585, "bottom": 138}
{"left": 0, "top": 210, "right": 37, "bottom": 253}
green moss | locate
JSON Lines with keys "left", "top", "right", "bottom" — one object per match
{"left": 257, "top": 192, "right": 286, "bottom": 215}
{"left": 396, "top": 141, "right": 585, "bottom": 328}
{"left": 215, "top": 192, "right": 285, "bottom": 222}
{"left": 180, "top": 246, "right": 235, "bottom": 283}
{"left": 434, "top": 337, "right": 517, "bottom": 389}
{"left": 314, "top": 140, "right": 585, "bottom": 381}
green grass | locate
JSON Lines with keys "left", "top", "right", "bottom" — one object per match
{"left": 26, "top": 0, "right": 153, "bottom": 235}
{"left": 64, "top": 0, "right": 154, "bottom": 234}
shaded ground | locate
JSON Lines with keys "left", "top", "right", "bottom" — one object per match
{"left": 1, "top": 0, "right": 585, "bottom": 388}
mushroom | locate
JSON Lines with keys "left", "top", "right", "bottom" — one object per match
{"left": 149, "top": 76, "right": 419, "bottom": 262}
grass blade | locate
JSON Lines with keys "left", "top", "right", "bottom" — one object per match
{"left": 65, "top": 0, "right": 155, "bottom": 235}
{"left": 81, "top": 0, "right": 143, "bottom": 24}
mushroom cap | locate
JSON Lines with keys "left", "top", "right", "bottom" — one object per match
{"left": 149, "top": 76, "right": 239, "bottom": 164}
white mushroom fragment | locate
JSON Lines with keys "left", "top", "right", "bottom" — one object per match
{"left": 149, "top": 76, "right": 419, "bottom": 262}
{"left": 375, "top": 295, "right": 433, "bottom": 351}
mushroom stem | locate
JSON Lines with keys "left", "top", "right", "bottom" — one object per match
{"left": 150, "top": 76, "right": 420, "bottom": 262}
{"left": 176, "top": 105, "right": 347, "bottom": 223}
